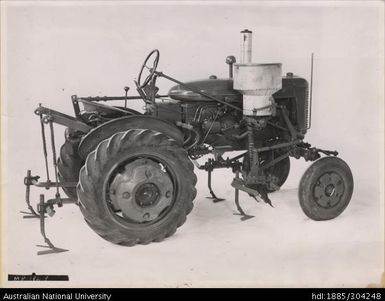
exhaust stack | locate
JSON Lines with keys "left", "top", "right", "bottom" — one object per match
{"left": 233, "top": 29, "right": 282, "bottom": 116}
{"left": 240, "top": 29, "right": 252, "bottom": 64}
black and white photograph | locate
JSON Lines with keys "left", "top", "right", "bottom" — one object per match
{"left": 1, "top": 0, "right": 384, "bottom": 288}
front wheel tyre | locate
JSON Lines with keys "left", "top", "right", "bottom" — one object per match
{"left": 77, "top": 129, "right": 197, "bottom": 246}
{"left": 299, "top": 156, "right": 354, "bottom": 221}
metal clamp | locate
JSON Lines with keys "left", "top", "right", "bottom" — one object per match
{"left": 20, "top": 170, "right": 41, "bottom": 218}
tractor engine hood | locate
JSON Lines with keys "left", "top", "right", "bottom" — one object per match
{"left": 168, "top": 78, "right": 242, "bottom": 103}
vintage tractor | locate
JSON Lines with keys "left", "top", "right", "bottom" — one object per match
{"left": 23, "top": 30, "right": 354, "bottom": 255}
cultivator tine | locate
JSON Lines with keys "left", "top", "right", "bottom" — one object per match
{"left": 258, "top": 188, "right": 274, "bottom": 208}
{"left": 37, "top": 244, "right": 68, "bottom": 256}
{"left": 205, "top": 170, "right": 225, "bottom": 203}
{"left": 233, "top": 187, "right": 254, "bottom": 221}
{"left": 22, "top": 115, "right": 75, "bottom": 255}
{"left": 231, "top": 177, "right": 275, "bottom": 207}
{"left": 232, "top": 171, "right": 254, "bottom": 221}
{"left": 206, "top": 195, "right": 225, "bottom": 203}
{"left": 36, "top": 194, "right": 68, "bottom": 256}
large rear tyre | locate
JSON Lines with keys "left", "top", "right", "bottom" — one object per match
{"left": 299, "top": 156, "right": 353, "bottom": 221}
{"left": 77, "top": 129, "right": 197, "bottom": 246}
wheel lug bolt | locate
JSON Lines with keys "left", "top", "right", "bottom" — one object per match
{"left": 165, "top": 191, "right": 171, "bottom": 198}
{"left": 122, "top": 192, "right": 131, "bottom": 199}
{"left": 143, "top": 213, "right": 150, "bottom": 220}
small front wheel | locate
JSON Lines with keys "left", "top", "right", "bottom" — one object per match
{"left": 299, "top": 156, "right": 354, "bottom": 221}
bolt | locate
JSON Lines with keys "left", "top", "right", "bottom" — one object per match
{"left": 143, "top": 213, "right": 150, "bottom": 220}
{"left": 165, "top": 191, "right": 171, "bottom": 198}
{"left": 122, "top": 192, "right": 131, "bottom": 199}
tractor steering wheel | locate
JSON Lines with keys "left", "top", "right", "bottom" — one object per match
{"left": 137, "top": 49, "right": 160, "bottom": 89}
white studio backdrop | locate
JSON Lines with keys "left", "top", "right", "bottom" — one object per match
{"left": 1, "top": 1, "right": 384, "bottom": 287}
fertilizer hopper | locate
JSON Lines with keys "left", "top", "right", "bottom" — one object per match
{"left": 233, "top": 29, "right": 282, "bottom": 116}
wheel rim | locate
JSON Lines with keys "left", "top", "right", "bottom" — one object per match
{"left": 313, "top": 172, "right": 345, "bottom": 208}
{"left": 107, "top": 157, "right": 175, "bottom": 224}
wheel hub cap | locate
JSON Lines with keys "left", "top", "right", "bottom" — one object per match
{"left": 109, "top": 158, "right": 174, "bottom": 222}
{"left": 313, "top": 172, "right": 345, "bottom": 208}
{"left": 135, "top": 183, "right": 161, "bottom": 207}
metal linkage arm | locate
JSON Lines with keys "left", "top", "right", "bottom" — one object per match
{"left": 76, "top": 98, "right": 136, "bottom": 115}
{"left": 34, "top": 105, "right": 92, "bottom": 133}
{"left": 77, "top": 95, "right": 169, "bottom": 102}
{"left": 290, "top": 142, "right": 338, "bottom": 161}
{"left": 278, "top": 106, "right": 304, "bottom": 140}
